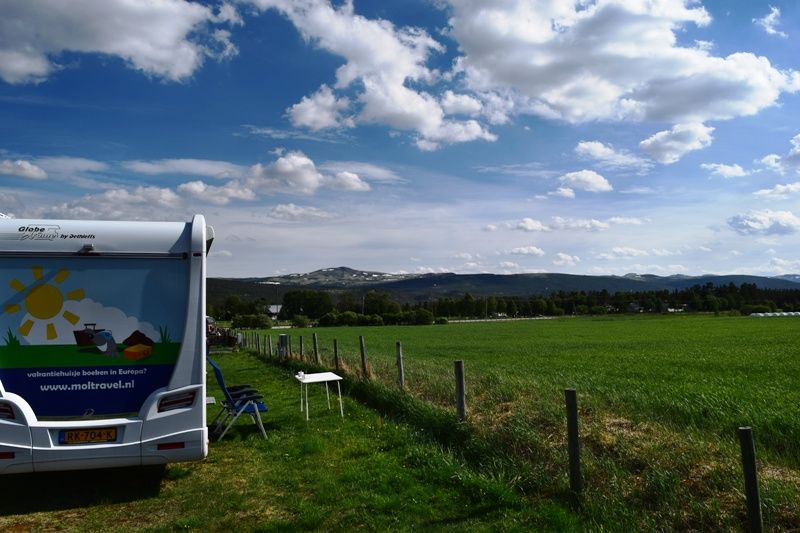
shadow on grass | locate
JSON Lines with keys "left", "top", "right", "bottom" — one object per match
{"left": 211, "top": 420, "right": 281, "bottom": 442}
{"left": 0, "top": 465, "right": 165, "bottom": 516}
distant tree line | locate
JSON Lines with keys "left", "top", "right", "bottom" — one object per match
{"left": 417, "top": 282, "right": 800, "bottom": 317}
{"left": 208, "top": 282, "right": 800, "bottom": 326}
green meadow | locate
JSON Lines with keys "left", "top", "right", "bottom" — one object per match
{"left": 260, "top": 314, "right": 800, "bottom": 529}
{"left": 2, "top": 314, "right": 798, "bottom": 530}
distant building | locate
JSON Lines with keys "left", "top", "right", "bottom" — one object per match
{"left": 267, "top": 304, "right": 282, "bottom": 319}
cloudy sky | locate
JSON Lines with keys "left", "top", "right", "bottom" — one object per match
{"left": 1, "top": 0, "right": 799, "bottom": 278}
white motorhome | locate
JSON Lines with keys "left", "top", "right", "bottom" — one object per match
{"left": 0, "top": 215, "right": 211, "bottom": 473}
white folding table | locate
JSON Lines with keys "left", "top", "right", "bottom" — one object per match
{"left": 295, "top": 372, "right": 344, "bottom": 421}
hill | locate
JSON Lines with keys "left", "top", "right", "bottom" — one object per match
{"left": 209, "top": 266, "right": 800, "bottom": 304}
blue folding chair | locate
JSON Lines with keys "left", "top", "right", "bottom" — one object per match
{"left": 207, "top": 357, "right": 268, "bottom": 440}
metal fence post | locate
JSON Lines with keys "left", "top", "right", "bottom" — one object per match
{"left": 454, "top": 360, "right": 466, "bottom": 421}
{"left": 396, "top": 341, "right": 405, "bottom": 390}
{"left": 739, "top": 426, "right": 763, "bottom": 533}
{"left": 359, "top": 335, "right": 368, "bottom": 378}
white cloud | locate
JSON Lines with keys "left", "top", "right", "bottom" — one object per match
{"left": 0, "top": 159, "right": 47, "bottom": 180}
{"left": 607, "top": 217, "right": 644, "bottom": 225}
{"left": 414, "top": 266, "right": 450, "bottom": 274}
{"left": 498, "top": 261, "right": 519, "bottom": 269}
{"left": 177, "top": 180, "right": 255, "bottom": 205}
{"left": 701, "top": 162, "right": 747, "bottom": 178}
{"left": 728, "top": 209, "right": 800, "bottom": 236}
{"left": 242, "top": 124, "right": 345, "bottom": 143}
{"left": 327, "top": 171, "right": 370, "bottom": 191}
{"left": 770, "top": 257, "right": 800, "bottom": 272}
{"left": 247, "top": 151, "right": 325, "bottom": 195}
{"left": 640, "top": 123, "right": 714, "bottom": 164}
{"left": 559, "top": 169, "right": 613, "bottom": 192}
{"left": 551, "top": 217, "right": 610, "bottom": 231}
{"left": 254, "top": 0, "right": 496, "bottom": 150}
{"left": 440, "top": 90, "right": 482, "bottom": 116}
{"left": 758, "top": 134, "right": 800, "bottom": 176}
{"left": 39, "top": 186, "right": 183, "bottom": 220}
{"left": 447, "top": 0, "right": 799, "bottom": 127}
{"left": 759, "top": 154, "right": 785, "bottom": 175}
{"left": 599, "top": 247, "right": 650, "bottom": 259}
{"left": 574, "top": 141, "right": 652, "bottom": 174}
{"left": 287, "top": 84, "right": 354, "bottom": 131}
{"left": 320, "top": 161, "right": 404, "bottom": 183}
{"left": 753, "top": 6, "right": 787, "bottom": 38}
{"left": 589, "top": 263, "right": 689, "bottom": 275}
{"left": 269, "top": 203, "right": 332, "bottom": 221}
{"left": 650, "top": 248, "right": 682, "bottom": 257}
{"left": 245, "top": 150, "right": 371, "bottom": 195}
{"left": 0, "top": 191, "right": 23, "bottom": 217}
{"left": 548, "top": 187, "right": 576, "bottom": 199}
{"left": 123, "top": 159, "right": 245, "bottom": 179}
{"left": 753, "top": 182, "right": 800, "bottom": 199}
{"left": 34, "top": 156, "right": 108, "bottom": 175}
{"left": 475, "top": 162, "right": 559, "bottom": 179}
{"left": 27, "top": 156, "right": 111, "bottom": 189}
{"left": 516, "top": 217, "right": 549, "bottom": 232}
{"left": 209, "top": 249, "right": 233, "bottom": 258}
{"left": 509, "top": 246, "right": 545, "bottom": 256}
{"left": 0, "top": 0, "right": 237, "bottom": 84}
{"left": 209, "top": 29, "right": 239, "bottom": 61}
{"left": 553, "top": 253, "right": 580, "bottom": 267}
{"left": 513, "top": 215, "right": 640, "bottom": 233}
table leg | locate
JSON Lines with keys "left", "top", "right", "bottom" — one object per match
{"left": 305, "top": 383, "right": 310, "bottom": 421}
{"left": 337, "top": 381, "right": 344, "bottom": 418}
{"left": 300, "top": 382, "right": 303, "bottom": 412}
{"left": 325, "top": 382, "right": 331, "bottom": 409}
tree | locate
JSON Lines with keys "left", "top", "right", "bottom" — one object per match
{"left": 413, "top": 309, "right": 435, "bottom": 325}
{"left": 232, "top": 314, "right": 272, "bottom": 329}
{"left": 364, "top": 291, "right": 401, "bottom": 315}
{"left": 280, "top": 290, "right": 333, "bottom": 319}
{"left": 336, "top": 291, "right": 359, "bottom": 313}
{"left": 291, "top": 315, "right": 310, "bottom": 328}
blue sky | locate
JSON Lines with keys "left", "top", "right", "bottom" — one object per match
{"left": 1, "top": 0, "right": 799, "bottom": 278}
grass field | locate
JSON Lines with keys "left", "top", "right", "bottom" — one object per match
{"left": 254, "top": 314, "right": 800, "bottom": 529}
{"left": 0, "top": 353, "right": 577, "bottom": 531}
{"left": 3, "top": 315, "right": 798, "bottom": 530}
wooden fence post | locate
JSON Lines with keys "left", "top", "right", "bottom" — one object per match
{"left": 268, "top": 335, "right": 273, "bottom": 358}
{"left": 359, "top": 335, "right": 368, "bottom": 378}
{"left": 278, "top": 334, "right": 288, "bottom": 360}
{"left": 333, "top": 338, "right": 340, "bottom": 371}
{"left": 288, "top": 336, "right": 293, "bottom": 358}
{"left": 454, "top": 360, "right": 466, "bottom": 421}
{"left": 313, "top": 333, "right": 320, "bottom": 364}
{"left": 565, "top": 388, "right": 582, "bottom": 495}
{"left": 396, "top": 341, "right": 405, "bottom": 390}
{"left": 739, "top": 427, "right": 763, "bottom": 533}
{"left": 299, "top": 336, "right": 304, "bottom": 361}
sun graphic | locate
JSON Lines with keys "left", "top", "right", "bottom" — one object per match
{"left": 4, "top": 266, "right": 85, "bottom": 341}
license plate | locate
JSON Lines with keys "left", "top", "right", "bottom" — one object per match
{"left": 59, "top": 428, "right": 117, "bottom": 445}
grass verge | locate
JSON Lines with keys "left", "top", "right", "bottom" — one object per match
{"left": 0, "top": 351, "right": 578, "bottom": 531}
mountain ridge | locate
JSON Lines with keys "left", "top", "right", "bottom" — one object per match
{"left": 209, "top": 266, "right": 800, "bottom": 303}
